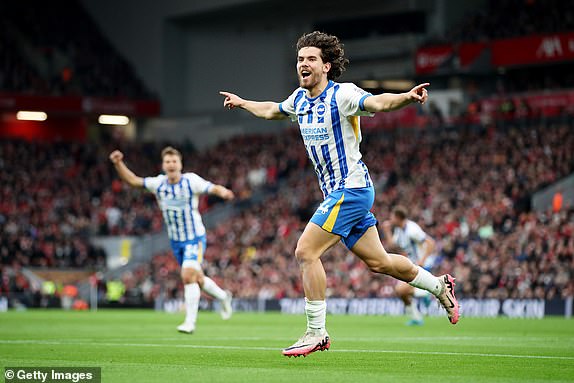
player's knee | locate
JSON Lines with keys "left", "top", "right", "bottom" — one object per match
{"left": 181, "top": 274, "right": 193, "bottom": 284}
{"left": 181, "top": 269, "right": 199, "bottom": 284}
{"left": 294, "top": 245, "right": 315, "bottom": 265}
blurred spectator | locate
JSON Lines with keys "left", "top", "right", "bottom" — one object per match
{"left": 553, "top": 191, "right": 563, "bottom": 213}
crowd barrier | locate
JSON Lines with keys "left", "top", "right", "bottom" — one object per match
{"left": 159, "top": 297, "right": 574, "bottom": 319}
{"left": 2, "top": 294, "right": 570, "bottom": 318}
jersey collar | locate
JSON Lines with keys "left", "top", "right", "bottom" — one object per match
{"left": 305, "top": 80, "right": 334, "bottom": 102}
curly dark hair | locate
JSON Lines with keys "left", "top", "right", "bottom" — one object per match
{"left": 296, "top": 31, "right": 349, "bottom": 80}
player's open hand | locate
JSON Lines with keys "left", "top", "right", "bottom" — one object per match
{"left": 212, "top": 185, "right": 235, "bottom": 200}
{"left": 408, "top": 83, "right": 429, "bottom": 105}
{"left": 109, "top": 150, "right": 124, "bottom": 164}
{"left": 220, "top": 188, "right": 235, "bottom": 201}
{"left": 382, "top": 220, "right": 393, "bottom": 232}
{"left": 219, "top": 91, "right": 244, "bottom": 110}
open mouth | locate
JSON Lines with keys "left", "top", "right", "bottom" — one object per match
{"left": 301, "top": 70, "right": 311, "bottom": 79}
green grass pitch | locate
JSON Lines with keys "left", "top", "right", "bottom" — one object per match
{"left": 1, "top": 310, "right": 573, "bottom": 382}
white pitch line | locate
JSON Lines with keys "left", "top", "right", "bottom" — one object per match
{"left": 1, "top": 340, "right": 573, "bottom": 361}
{"left": 146, "top": 336, "right": 574, "bottom": 342}
{"left": 8, "top": 336, "right": 572, "bottom": 342}
{"left": 329, "top": 349, "right": 574, "bottom": 360}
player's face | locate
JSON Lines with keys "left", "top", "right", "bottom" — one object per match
{"left": 391, "top": 213, "right": 404, "bottom": 227}
{"left": 297, "top": 47, "right": 331, "bottom": 90}
{"left": 162, "top": 154, "right": 182, "bottom": 177}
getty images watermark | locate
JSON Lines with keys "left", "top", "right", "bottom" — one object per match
{"left": 4, "top": 368, "right": 101, "bottom": 383}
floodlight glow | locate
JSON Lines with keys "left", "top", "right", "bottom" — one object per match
{"left": 16, "top": 111, "right": 47, "bottom": 121}
{"left": 98, "top": 115, "right": 130, "bottom": 125}
{"left": 381, "top": 80, "right": 416, "bottom": 91}
{"left": 360, "top": 80, "right": 380, "bottom": 89}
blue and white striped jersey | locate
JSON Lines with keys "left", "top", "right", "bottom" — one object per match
{"left": 279, "top": 80, "right": 374, "bottom": 197}
{"left": 392, "top": 220, "right": 428, "bottom": 263}
{"left": 143, "top": 173, "right": 213, "bottom": 242}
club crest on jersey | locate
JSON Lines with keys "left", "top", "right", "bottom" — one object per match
{"left": 315, "top": 103, "right": 326, "bottom": 123}
{"left": 161, "top": 189, "right": 172, "bottom": 199}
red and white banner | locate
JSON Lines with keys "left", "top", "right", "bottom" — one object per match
{"left": 416, "top": 32, "right": 574, "bottom": 74}
{"left": 491, "top": 32, "right": 574, "bottom": 67}
{"left": 458, "top": 42, "right": 488, "bottom": 68}
{"left": 415, "top": 45, "right": 454, "bottom": 74}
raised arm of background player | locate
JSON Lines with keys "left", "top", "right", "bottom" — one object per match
{"left": 414, "top": 234, "right": 435, "bottom": 267}
{"left": 219, "top": 83, "right": 429, "bottom": 119}
{"left": 108, "top": 150, "right": 234, "bottom": 200}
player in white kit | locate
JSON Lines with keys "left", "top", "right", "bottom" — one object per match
{"left": 220, "top": 31, "right": 459, "bottom": 357}
{"left": 383, "top": 206, "right": 437, "bottom": 326}
{"left": 109, "top": 146, "right": 234, "bottom": 334}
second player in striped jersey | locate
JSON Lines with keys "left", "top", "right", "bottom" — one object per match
{"left": 109, "top": 146, "right": 234, "bottom": 334}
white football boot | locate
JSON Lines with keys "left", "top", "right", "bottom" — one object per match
{"left": 220, "top": 290, "right": 233, "bottom": 320}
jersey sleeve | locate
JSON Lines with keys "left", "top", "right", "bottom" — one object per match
{"left": 279, "top": 89, "right": 303, "bottom": 122}
{"left": 336, "top": 83, "right": 375, "bottom": 117}
{"left": 143, "top": 175, "right": 164, "bottom": 193}
{"left": 408, "top": 222, "right": 428, "bottom": 244}
{"left": 185, "top": 173, "right": 213, "bottom": 194}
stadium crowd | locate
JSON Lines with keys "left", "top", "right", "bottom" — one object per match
{"left": 3, "top": 0, "right": 574, "bottom": 298}
{"left": 2, "top": 0, "right": 573, "bottom": 309}
{"left": 2, "top": 110, "right": 573, "bottom": 304}
{"left": 0, "top": 130, "right": 308, "bottom": 272}
{"left": 109, "top": 118, "right": 574, "bottom": 304}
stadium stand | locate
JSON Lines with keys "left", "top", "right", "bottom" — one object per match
{"left": 418, "top": 0, "right": 574, "bottom": 94}
{"left": 204, "top": 119, "right": 574, "bottom": 301}
{"left": 445, "top": 0, "right": 574, "bottom": 42}
{"left": 0, "top": 0, "right": 152, "bottom": 98}
{"left": 1, "top": 0, "right": 573, "bottom": 307}
{"left": 1, "top": 114, "right": 572, "bottom": 305}
{"left": 94, "top": 116, "right": 574, "bottom": 303}
{"left": 0, "top": 19, "right": 44, "bottom": 94}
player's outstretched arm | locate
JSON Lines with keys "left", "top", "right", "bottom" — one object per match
{"left": 209, "top": 184, "right": 235, "bottom": 201}
{"left": 219, "top": 91, "right": 286, "bottom": 120}
{"left": 109, "top": 150, "right": 144, "bottom": 188}
{"left": 364, "top": 83, "right": 429, "bottom": 113}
